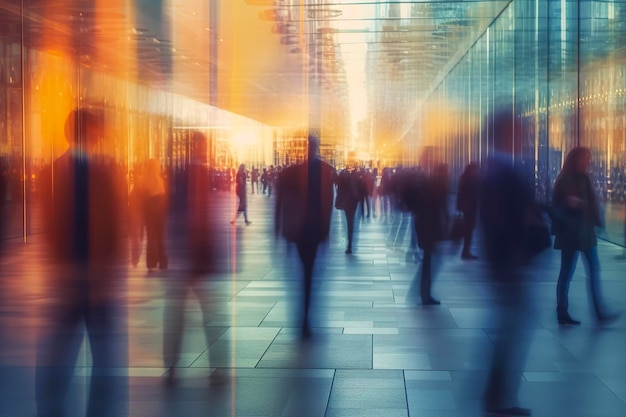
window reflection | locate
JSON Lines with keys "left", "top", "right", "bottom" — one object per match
{"left": 0, "top": 0, "right": 625, "bottom": 247}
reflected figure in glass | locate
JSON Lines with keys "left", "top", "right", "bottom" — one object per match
{"left": 274, "top": 134, "right": 336, "bottom": 338}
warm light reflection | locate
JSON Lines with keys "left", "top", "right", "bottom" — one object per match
{"left": 33, "top": 58, "right": 75, "bottom": 160}
{"left": 336, "top": 1, "right": 376, "bottom": 141}
{"left": 219, "top": 1, "right": 307, "bottom": 128}
{"left": 230, "top": 130, "right": 262, "bottom": 164}
{"left": 417, "top": 99, "right": 467, "bottom": 152}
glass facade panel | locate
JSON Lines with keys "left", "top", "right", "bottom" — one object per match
{"left": 0, "top": 10, "right": 25, "bottom": 240}
{"left": 580, "top": 1, "right": 626, "bottom": 244}
{"left": 1, "top": 0, "right": 626, "bottom": 247}
{"left": 415, "top": 0, "right": 626, "bottom": 246}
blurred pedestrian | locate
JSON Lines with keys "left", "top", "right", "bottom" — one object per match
{"left": 413, "top": 163, "right": 449, "bottom": 305}
{"left": 335, "top": 168, "right": 360, "bottom": 254}
{"left": 369, "top": 167, "right": 379, "bottom": 218}
{"left": 457, "top": 162, "right": 480, "bottom": 260}
{"left": 231, "top": 164, "right": 251, "bottom": 225}
{"left": 363, "top": 168, "right": 375, "bottom": 218}
{"left": 138, "top": 158, "right": 169, "bottom": 270}
{"left": 261, "top": 167, "right": 268, "bottom": 194}
{"left": 128, "top": 166, "right": 144, "bottom": 267}
{"left": 163, "top": 131, "right": 226, "bottom": 385}
{"left": 551, "top": 146, "right": 621, "bottom": 325}
{"left": 378, "top": 167, "right": 393, "bottom": 219}
{"left": 479, "top": 107, "right": 537, "bottom": 417}
{"left": 251, "top": 166, "right": 259, "bottom": 194}
{"left": 357, "top": 168, "right": 368, "bottom": 219}
{"left": 275, "top": 134, "right": 336, "bottom": 338}
{"left": 267, "top": 165, "right": 276, "bottom": 197}
{"left": 36, "top": 107, "right": 127, "bottom": 417}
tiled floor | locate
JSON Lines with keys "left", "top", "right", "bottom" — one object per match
{"left": 0, "top": 190, "right": 625, "bottom": 416}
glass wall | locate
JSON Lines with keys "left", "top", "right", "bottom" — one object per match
{"left": 420, "top": 0, "right": 626, "bottom": 247}
{"left": 0, "top": 9, "right": 25, "bottom": 240}
{"left": 0, "top": 1, "right": 272, "bottom": 241}
{"left": 4, "top": 0, "right": 626, "bottom": 246}
{"left": 579, "top": 1, "right": 626, "bottom": 245}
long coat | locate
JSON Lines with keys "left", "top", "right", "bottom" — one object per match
{"left": 334, "top": 170, "right": 360, "bottom": 213}
{"left": 552, "top": 172, "right": 601, "bottom": 251}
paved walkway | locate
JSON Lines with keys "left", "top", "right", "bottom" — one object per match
{"left": 0, "top": 190, "right": 625, "bottom": 417}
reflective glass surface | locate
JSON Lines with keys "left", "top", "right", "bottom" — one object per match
{"left": 0, "top": 1, "right": 626, "bottom": 243}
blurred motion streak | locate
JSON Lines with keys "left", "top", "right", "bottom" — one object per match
{"left": 36, "top": 107, "right": 128, "bottom": 417}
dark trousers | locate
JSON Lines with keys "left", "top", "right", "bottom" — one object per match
{"left": 296, "top": 240, "right": 319, "bottom": 332}
{"left": 36, "top": 273, "right": 127, "bottom": 417}
{"left": 556, "top": 246, "right": 604, "bottom": 316}
{"left": 343, "top": 205, "right": 357, "bottom": 251}
{"left": 483, "top": 265, "right": 534, "bottom": 410}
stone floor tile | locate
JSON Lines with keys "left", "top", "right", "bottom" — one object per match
{"left": 0, "top": 193, "right": 624, "bottom": 416}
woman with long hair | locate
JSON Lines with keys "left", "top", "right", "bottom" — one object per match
{"left": 552, "top": 146, "right": 620, "bottom": 325}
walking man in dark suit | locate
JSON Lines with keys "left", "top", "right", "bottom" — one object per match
{"left": 36, "top": 107, "right": 127, "bottom": 417}
{"left": 274, "top": 133, "right": 336, "bottom": 338}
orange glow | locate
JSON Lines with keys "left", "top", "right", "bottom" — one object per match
{"left": 34, "top": 55, "right": 77, "bottom": 160}
{"left": 171, "top": 1, "right": 210, "bottom": 100}
{"left": 419, "top": 99, "right": 461, "bottom": 146}
{"left": 219, "top": 2, "right": 306, "bottom": 127}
